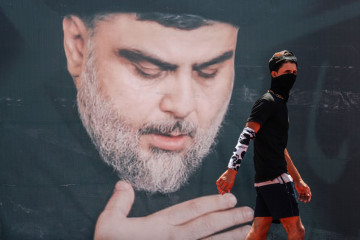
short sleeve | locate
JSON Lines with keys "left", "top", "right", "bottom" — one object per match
{"left": 247, "top": 97, "right": 274, "bottom": 126}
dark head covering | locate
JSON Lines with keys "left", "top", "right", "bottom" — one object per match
{"left": 269, "top": 50, "right": 298, "bottom": 101}
{"left": 45, "top": 0, "right": 244, "bottom": 27}
{"left": 268, "top": 50, "right": 297, "bottom": 72}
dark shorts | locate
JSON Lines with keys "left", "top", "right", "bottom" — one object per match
{"left": 254, "top": 182, "right": 299, "bottom": 224}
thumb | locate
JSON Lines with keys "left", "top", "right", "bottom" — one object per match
{"left": 103, "top": 181, "right": 135, "bottom": 217}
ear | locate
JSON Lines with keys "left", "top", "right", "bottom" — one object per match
{"left": 63, "top": 16, "right": 89, "bottom": 88}
{"left": 271, "top": 71, "right": 278, "bottom": 78}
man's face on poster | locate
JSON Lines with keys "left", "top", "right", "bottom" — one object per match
{"left": 64, "top": 13, "right": 238, "bottom": 193}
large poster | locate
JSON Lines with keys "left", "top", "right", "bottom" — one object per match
{"left": 0, "top": 1, "right": 359, "bottom": 239}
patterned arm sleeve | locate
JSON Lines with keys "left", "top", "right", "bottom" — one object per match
{"left": 227, "top": 127, "right": 256, "bottom": 171}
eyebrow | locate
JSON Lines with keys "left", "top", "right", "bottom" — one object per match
{"left": 118, "top": 49, "right": 178, "bottom": 71}
{"left": 193, "top": 51, "right": 234, "bottom": 70}
{"left": 118, "top": 49, "right": 234, "bottom": 72}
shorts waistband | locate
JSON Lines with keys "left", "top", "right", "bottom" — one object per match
{"left": 254, "top": 173, "right": 293, "bottom": 187}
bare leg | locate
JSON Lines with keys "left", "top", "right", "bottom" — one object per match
{"left": 280, "top": 216, "right": 305, "bottom": 240}
{"left": 246, "top": 217, "right": 273, "bottom": 240}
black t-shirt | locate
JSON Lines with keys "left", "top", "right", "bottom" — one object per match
{"left": 247, "top": 92, "right": 289, "bottom": 183}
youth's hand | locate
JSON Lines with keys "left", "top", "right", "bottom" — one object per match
{"left": 294, "top": 179, "right": 312, "bottom": 203}
{"left": 216, "top": 168, "right": 237, "bottom": 195}
{"left": 94, "top": 181, "right": 253, "bottom": 240}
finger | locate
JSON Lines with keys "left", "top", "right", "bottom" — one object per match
{"left": 220, "top": 182, "right": 230, "bottom": 192}
{"left": 103, "top": 181, "right": 135, "bottom": 217}
{"left": 221, "top": 185, "right": 230, "bottom": 195}
{"left": 299, "top": 193, "right": 311, "bottom": 203}
{"left": 220, "top": 178, "right": 230, "bottom": 188}
{"left": 216, "top": 182, "right": 223, "bottom": 190}
{"left": 202, "top": 224, "right": 252, "bottom": 240}
{"left": 217, "top": 182, "right": 226, "bottom": 192}
{"left": 217, "top": 182, "right": 228, "bottom": 194}
{"left": 179, "top": 206, "right": 254, "bottom": 240}
{"left": 216, "top": 179, "right": 221, "bottom": 187}
{"left": 156, "top": 193, "right": 237, "bottom": 225}
{"left": 224, "top": 187, "right": 231, "bottom": 194}
{"left": 218, "top": 180, "right": 225, "bottom": 190}
{"left": 298, "top": 195, "right": 304, "bottom": 202}
{"left": 307, "top": 188, "right": 312, "bottom": 202}
{"left": 217, "top": 185, "right": 224, "bottom": 194}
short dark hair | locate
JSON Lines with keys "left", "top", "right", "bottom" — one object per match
{"left": 78, "top": 12, "right": 212, "bottom": 31}
{"left": 268, "top": 50, "right": 297, "bottom": 73}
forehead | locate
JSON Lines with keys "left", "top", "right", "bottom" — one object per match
{"left": 90, "top": 13, "right": 238, "bottom": 63}
{"left": 92, "top": 12, "right": 237, "bottom": 30}
{"left": 278, "top": 62, "right": 297, "bottom": 71}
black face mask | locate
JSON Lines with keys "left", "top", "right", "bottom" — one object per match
{"left": 270, "top": 73, "right": 297, "bottom": 102}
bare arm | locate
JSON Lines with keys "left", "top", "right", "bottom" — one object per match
{"left": 245, "top": 121, "right": 261, "bottom": 133}
{"left": 284, "top": 148, "right": 302, "bottom": 182}
{"left": 284, "top": 148, "right": 312, "bottom": 203}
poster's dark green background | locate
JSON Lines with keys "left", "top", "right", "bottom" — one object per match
{"left": 0, "top": 0, "right": 359, "bottom": 239}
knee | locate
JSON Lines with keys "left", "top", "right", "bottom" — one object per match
{"left": 298, "top": 225, "right": 305, "bottom": 238}
{"left": 289, "top": 225, "right": 305, "bottom": 239}
{"left": 246, "top": 227, "right": 269, "bottom": 240}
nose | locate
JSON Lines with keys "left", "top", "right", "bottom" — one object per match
{"left": 159, "top": 72, "right": 196, "bottom": 119}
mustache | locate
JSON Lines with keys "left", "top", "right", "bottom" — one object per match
{"left": 138, "top": 120, "right": 197, "bottom": 138}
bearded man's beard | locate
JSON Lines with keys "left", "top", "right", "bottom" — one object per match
{"left": 76, "top": 41, "right": 230, "bottom": 193}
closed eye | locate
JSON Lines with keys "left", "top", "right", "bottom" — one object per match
{"left": 132, "top": 62, "right": 165, "bottom": 79}
{"left": 117, "top": 49, "right": 178, "bottom": 80}
{"left": 192, "top": 50, "right": 233, "bottom": 80}
{"left": 196, "top": 68, "right": 218, "bottom": 79}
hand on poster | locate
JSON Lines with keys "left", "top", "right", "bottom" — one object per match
{"left": 94, "top": 181, "right": 253, "bottom": 240}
